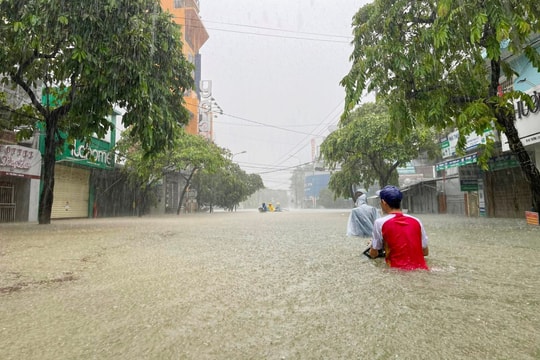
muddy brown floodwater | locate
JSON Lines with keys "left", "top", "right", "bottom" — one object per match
{"left": 0, "top": 210, "right": 539, "bottom": 359}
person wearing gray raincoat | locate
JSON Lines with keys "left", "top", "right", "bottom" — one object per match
{"left": 347, "top": 193, "right": 379, "bottom": 237}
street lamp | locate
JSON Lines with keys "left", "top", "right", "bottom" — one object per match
{"left": 231, "top": 150, "right": 247, "bottom": 160}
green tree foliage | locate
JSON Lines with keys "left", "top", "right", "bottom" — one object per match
{"left": 116, "top": 129, "right": 226, "bottom": 215}
{"left": 245, "top": 173, "right": 265, "bottom": 199}
{"left": 193, "top": 162, "right": 264, "bottom": 212}
{"left": 342, "top": 0, "right": 540, "bottom": 211}
{"left": 320, "top": 102, "right": 438, "bottom": 199}
{"left": 0, "top": 0, "right": 194, "bottom": 223}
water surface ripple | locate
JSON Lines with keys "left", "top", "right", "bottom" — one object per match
{"left": 1, "top": 211, "right": 538, "bottom": 359}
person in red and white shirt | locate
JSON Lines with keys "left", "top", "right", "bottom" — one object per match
{"left": 369, "top": 185, "right": 429, "bottom": 270}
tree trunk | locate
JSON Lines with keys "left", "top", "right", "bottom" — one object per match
{"left": 176, "top": 167, "right": 198, "bottom": 215}
{"left": 379, "top": 175, "right": 390, "bottom": 189}
{"left": 38, "top": 116, "right": 59, "bottom": 224}
{"left": 176, "top": 181, "right": 189, "bottom": 215}
{"left": 498, "top": 113, "right": 540, "bottom": 211}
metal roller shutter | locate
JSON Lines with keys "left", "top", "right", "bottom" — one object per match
{"left": 52, "top": 165, "right": 90, "bottom": 219}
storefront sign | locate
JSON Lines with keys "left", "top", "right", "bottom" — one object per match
{"left": 440, "top": 129, "right": 493, "bottom": 159}
{"left": 397, "top": 162, "right": 416, "bottom": 174}
{"left": 37, "top": 111, "right": 117, "bottom": 170}
{"left": 487, "top": 153, "right": 520, "bottom": 171}
{"left": 436, "top": 153, "right": 478, "bottom": 172}
{"left": 57, "top": 138, "right": 114, "bottom": 169}
{"left": 0, "top": 145, "right": 41, "bottom": 179}
{"left": 459, "top": 179, "right": 478, "bottom": 191}
{"left": 459, "top": 165, "right": 479, "bottom": 191}
{"left": 501, "top": 85, "right": 540, "bottom": 151}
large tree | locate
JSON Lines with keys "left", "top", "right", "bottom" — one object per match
{"left": 193, "top": 162, "right": 264, "bottom": 212}
{"left": 320, "top": 102, "right": 438, "bottom": 199}
{"left": 342, "top": 0, "right": 540, "bottom": 211}
{"left": 0, "top": 0, "right": 193, "bottom": 223}
{"left": 116, "top": 129, "right": 226, "bottom": 215}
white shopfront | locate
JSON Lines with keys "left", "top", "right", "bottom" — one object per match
{"left": 501, "top": 84, "right": 540, "bottom": 167}
{"left": 0, "top": 144, "right": 41, "bottom": 222}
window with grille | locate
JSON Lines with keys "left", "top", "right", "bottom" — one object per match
{"left": 499, "top": 77, "right": 514, "bottom": 94}
{"left": 0, "top": 182, "right": 15, "bottom": 222}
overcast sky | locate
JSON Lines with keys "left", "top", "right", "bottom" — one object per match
{"left": 199, "top": 1, "right": 373, "bottom": 190}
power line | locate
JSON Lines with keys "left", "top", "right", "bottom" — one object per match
{"left": 200, "top": 18, "right": 353, "bottom": 40}
{"left": 172, "top": 16, "right": 353, "bottom": 44}
{"left": 271, "top": 100, "right": 343, "bottom": 167}
{"left": 188, "top": 97, "right": 343, "bottom": 172}
{"left": 205, "top": 27, "right": 351, "bottom": 43}
{"left": 212, "top": 120, "right": 327, "bottom": 128}
{"left": 185, "top": 99, "right": 326, "bottom": 137}
{"left": 255, "top": 163, "right": 311, "bottom": 175}
{"left": 238, "top": 160, "right": 311, "bottom": 170}
{"left": 221, "top": 112, "right": 325, "bottom": 137}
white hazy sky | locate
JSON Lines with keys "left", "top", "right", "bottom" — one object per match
{"left": 199, "top": 1, "right": 373, "bottom": 190}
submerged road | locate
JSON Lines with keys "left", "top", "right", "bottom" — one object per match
{"left": 1, "top": 210, "right": 539, "bottom": 359}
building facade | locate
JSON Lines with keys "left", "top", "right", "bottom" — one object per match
{"left": 1, "top": 3, "right": 211, "bottom": 222}
{"left": 0, "top": 81, "right": 42, "bottom": 222}
{"left": 0, "top": 135, "right": 41, "bottom": 222}
{"left": 43, "top": 121, "right": 118, "bottom": 219}
{"left": 160, "top": 0, "right": 209, "bottom": 136}
{"left": 151, "top": 0, "right": 210, "bottom": 215}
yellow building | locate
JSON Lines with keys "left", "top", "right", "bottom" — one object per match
{"left": 160, "top": 0, "right": 209, "bottom": 136}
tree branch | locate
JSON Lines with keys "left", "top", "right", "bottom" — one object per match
{"left": 11, "top": 46, "right": 62, "bottom": 117}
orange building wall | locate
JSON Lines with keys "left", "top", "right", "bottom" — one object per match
{"left": 160, "top": 2, "right": 208, "bottom": 136}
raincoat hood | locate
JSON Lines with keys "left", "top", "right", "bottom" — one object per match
{"left": 356, "top": 193, "right": 367, "bottom": 206}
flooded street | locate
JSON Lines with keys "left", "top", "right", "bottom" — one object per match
{"left": 1, "top": 211, "right": 539, "bottom": 359}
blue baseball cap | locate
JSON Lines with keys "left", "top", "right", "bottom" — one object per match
{"left": 376, "top": 185, "right": 403, "bottom": 208}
